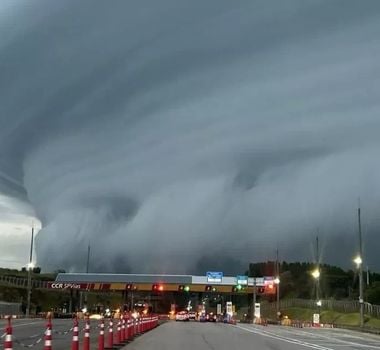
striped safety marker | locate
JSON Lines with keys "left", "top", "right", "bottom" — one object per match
{"left": 98, "top": 318, "right": 104, "bottom": 350}
{"left": 44, "top": 315, "right": 52, "bottom": 350}
{"left": 3, "top": 316, "right": 12, "bottom": 350}
{"left": 72, "top": 317, "right": 79, "bottom": 350}
{"left": 107, "top": 319, "right": 113, "bottom": 349}
{"left": 83, "top": 316, "right": 90, "bottom": 350}
{"left": 121, "top": 315, "right": 125, "bottom": 342}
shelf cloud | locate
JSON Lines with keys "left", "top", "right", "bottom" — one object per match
{"left": 1, "top": 0, "right": 380, "bottom": 273}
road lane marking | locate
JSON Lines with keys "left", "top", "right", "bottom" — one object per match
{"left": 11, "top": 321, "right": 44, "bottom": 328}
{"left": 272, "top": 326, "right": 380, "bottom": 349}
{"left": 236, "top": 325, "right": 335, "bottom": 350}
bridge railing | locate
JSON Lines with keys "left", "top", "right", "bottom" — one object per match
{"left": 0, "top": 274, "right": 49, "bottom": 289}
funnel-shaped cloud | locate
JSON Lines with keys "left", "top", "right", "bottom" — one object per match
{"left": 1, "top": 0, "right": 380, "bottom": 273}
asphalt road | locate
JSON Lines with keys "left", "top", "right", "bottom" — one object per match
{"left": 2, "top": 319, "right": 380, "bottom": 350}
{"left": 123, "top": 321, "right": 380, "bottom": 350}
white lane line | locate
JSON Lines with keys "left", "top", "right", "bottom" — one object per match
{"left": 248, "top": 325, "right": 380, "bottom": 350}
{"left": 12, "top": 321, "right": 44, "bottom": 328}
{"left": 236, "top": 325, "right": 335, "bottom": 350}
{"left": 278, "top": 327, "right": 380, "bottom": 349}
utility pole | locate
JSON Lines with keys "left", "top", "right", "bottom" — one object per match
{"left": 367, "top": 266, "right": 370, "bottom": 286}
{"left": 316, "top": 236, "right": 320, "bottom": 302}
{"left": 275, "top": 249, "right": 280, "bottom": 318}
{"left": 358, "top": 206, "right": 364, "bottom": 328}
{"left": 26, "top": 226, "right": 34, "bottom": 317}
{"left": 252, "top": 277, "right": 256, "bottom": 323}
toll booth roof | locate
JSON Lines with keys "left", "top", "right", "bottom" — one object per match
{"left": 55, "top": 273, "right": 271, "bottom": 286}
{"left": 55, "top": 273, "right": 193, "bottom": 284}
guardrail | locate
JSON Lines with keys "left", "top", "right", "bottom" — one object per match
{"left": 0, "top": 275, "right": 49, "bottom": 289}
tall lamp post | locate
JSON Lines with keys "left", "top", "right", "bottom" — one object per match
{"left": 358, "top": 206, "right": 364, "bottom": 328}
{"left": 312, "top": 268, "right": 321, "bottom": 309}
{"left": 274, "top": 277, "right": 280, "bottom": 318}
{"left": 354, "top": 254, "right": 364, "bottom": 327}
{"left": 274, "top": 249, "right": 280, "bottom": 319}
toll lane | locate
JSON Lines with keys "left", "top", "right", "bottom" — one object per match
{"left": 125, "top": 321, "right": 380, "bottom": 350}
{"left": 0, "top": 318, "right": 101, "bottom": 350}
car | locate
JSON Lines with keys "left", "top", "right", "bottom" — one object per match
{"left": 199, "top": 313, "right": 207, "bottom": 322}
{"left": 206, "top": 312, "right": 217, "bottom": 322}
{"left": 175, "top": 311, "right": 189, "bottom": 321}
{"left": 188, "top": 311, "right": 196, "bottom": 320}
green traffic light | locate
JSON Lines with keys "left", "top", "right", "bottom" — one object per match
{"left": 237, "top": 284, "right": 242, "bottom": 290}
{"left": 184, "top": 286, "right": 190, "bottom": 292}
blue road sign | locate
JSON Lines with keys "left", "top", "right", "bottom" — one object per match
{"left": 236, "top": 275, "right": 248, "bottom": 285}
{"left": 206, "top": 271, "right": 223, "bottom": 283}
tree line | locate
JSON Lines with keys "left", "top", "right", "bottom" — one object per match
{"left": 248, "top": 261, "right": 380, "bottom": 304}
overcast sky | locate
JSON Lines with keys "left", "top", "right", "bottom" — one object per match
{"left": 1, "top": 0, "right": 380, "bottom": 274}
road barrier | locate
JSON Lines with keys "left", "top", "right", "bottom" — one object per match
{"left": 114, "top": 319, "right": 122, "bottom": 347}
{"left": 3, "top": 317, "right": 12, "bottom": 350}
{"left": 83, "top": 316, "right": 90, "bottom": 350}
{"left": 43, "top": 316, "right": 52, "bottom": 350}
{"left": 105, "top": 319, "right": 113, "bottom": 350}
{"left": 120, "top": 315, "right": 125, "bottom": 343}
{"left": 3, "top": 314, "right": 159, "bottom": 350}
{"left": 72, "top": 317, "right": 79, "bottom": 350}
{"left": 98, "top": 318, "right": 104, "bottom": 350}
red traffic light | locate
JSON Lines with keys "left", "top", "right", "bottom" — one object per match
{"left": 205, "top": 285, "right": 217, "bottom": 292}
{"left": 126, "top": 284, "right": 137, "bottom": 291}
{"left": 152, "top": 284, "right": 164, "bottom": 292}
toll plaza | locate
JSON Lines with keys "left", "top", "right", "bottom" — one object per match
{"left": 47, "top": 273, "right": 276, "bottom": 316}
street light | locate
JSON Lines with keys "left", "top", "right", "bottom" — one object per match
{"left": 354, "top": 255, "right": 362, "bottom": 268}
{"left": 354, "top": 254, "right": 364, "bottom": 327}
{"left": 274, "top": 277, "right": 280, "bottom": 319}
{"left": 311, "top": 268, "right": 321, "bottom": 312}
{"left": 311, "top": 269, "right": 320, "bottom": 280}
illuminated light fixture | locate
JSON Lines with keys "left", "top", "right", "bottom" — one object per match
{"left": 152, "top": 284, "right": 164, "bottom": 292}
{"left": 354, "top": 255, "right": 362, "bottom": 267}
{"left": 178, "top": 285, "right": 190, "bottom": 292}
{"left": 126, "top": 284, "right": 137, "bottom": 291}
{"left": 232, "top": 284, "right": 243, "bottom": 292}
{"left": 311, "top": 269, "right": 320, "bottom": 279}
{"left": 274, "top": 277, "right": 280, "bottom": 285}
{"left": 205, "top": 285, "right": 217, "bottom": 292}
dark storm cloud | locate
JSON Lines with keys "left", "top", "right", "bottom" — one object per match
{"left": 1, "top": 0, "right": 380, "bottom": 273}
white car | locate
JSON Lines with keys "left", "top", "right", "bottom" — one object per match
{"left": 188, "top": 311, "right": 196, "bottom": 320}
{"left": 175, "top": 311, "right": 189, "bottom": 321}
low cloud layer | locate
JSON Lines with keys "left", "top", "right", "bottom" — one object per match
{"left": 1, "top": 0, "right": 380, "bottom": 273}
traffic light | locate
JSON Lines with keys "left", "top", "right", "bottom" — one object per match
{"left": 178, "top": 285, "right": 190, "bottom": 292}
{"left": 152, "top": 284, "right": 164, "bottom": 292}
{"left": 126, "top": 284, "right": 137, "bottom": 291}
{"left": 257, "top": 287, "right": 265, "bottom": 294}
{"left": 232, "top": 284, "right": 243, "bottom": 292}
{"left": 205, "top": 285, "right": 217, "bottom": 292}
